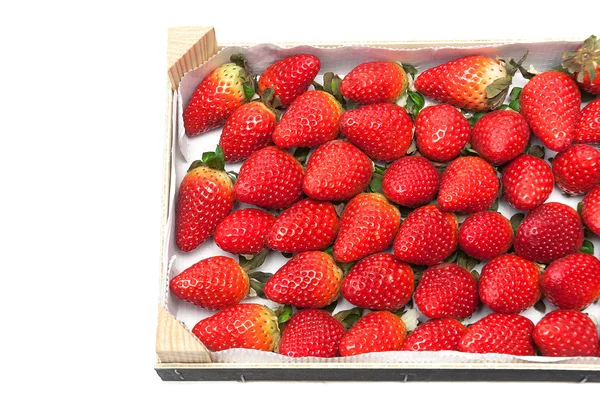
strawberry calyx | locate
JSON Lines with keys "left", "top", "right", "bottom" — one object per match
{"left": 256, "top": 87, "right": 283, "bottom": 120}
{"left": 312, "top": 72, "right": 345, "bottom": 107}
{"left": 188, "top": 146, "right": 239, "bottom": 181}
{"left": 247, "top": 270, "right": 273, "bottom": 298}
{"left": 230, "top": 53, "right": 256, "bottom": 101}
{"left": 333, "top": 307, "right": 364, "bottom": 330}
{"left": 581, "top": 239, "right": 595, "bottom": 255}
{"left": 562, "top": 35, "right": 600, "bottom": 84}
{"left": 486, "top": 52, "right": 530, "bottom": 109}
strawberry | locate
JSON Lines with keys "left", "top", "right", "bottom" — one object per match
{"left": 415, "top": 104, "right": 471, "bottom": 162}
{"left": 582, "top": 185, "right": 600, "bottom": 234}
{"left": 340, "top": 61, "right": 407, "bottom": 105}
{"left": 470, "top": 109, "right": 530, "bottom": 166}
{"left": 258, "top": 54, "right": 321, "bottom": 107}
{"left": 214, "top": 208, "right": 275, "bottom": 255}
{"left": 192, "top": 304, "right": 280, "bottom": 352}
{"left": 401, "top": 318, "right": 467, "bottom": 351}
{"left": 333, "top": 193, "right": 400, "bottom": 263}
{"left": 533, "top": 310, "right": 599, "bottom": 357}
{"left": 278, "top": 309, "right": 346, "bottom": 358}
{"left": 520, "top": 71, "right": 580, "bottom": 152}
{"left": 266, "top": 199, "right": 339, "bottom": 253}
{"left": 552, "top": 144, "right": 600, "bottom": 196}
{"left": 339, "top": 311, "right": 407, "bottom": 356}
{"left": 458, "top": 212, "right": 513, "bottom": 260}
{"left": 339, "top": 103, "right": 414, "bottom": 162}
{"left": 264, "top": 251, "right": 342, "bottom": 308}
{"left": 438, "top": 156, "right": 499, "bottom": 214}
{"left": 393, "top": 205, "right": 458, "bottom": 266}
{"left": 414, "top": 263, "right": 479, "bottom": 319}
{"left": 501, "top": 154, "right": 554, "bottom": 211}
{"left": 235, "top": 146, "right": 304, "bottom": 210}
{"left": 341, "top": 253, "right": 414, "bottom": 311}
{"left": 514, "top": 202, "right": 584, "bottom": 263}
{"left": 382, "top": 156, "right": 441, "bottom": 208}
{"left": 272, "top": 90, "right": 342, "bottom": 148}
{"left": 479, "top": 254, "right": 541, "bottom": 314}
{"left": 458, "top": 313, "right": 535, "bottom": 356}
{"left": 562, "top": 35, "right": 600, "bottom": 95}
{"left": 540, "top": 253, "right": 600, "bottom": 310}
{"left": 302, "top": 140, "right": 373, "bottom": 202}
{"left": 575, "top": 99, "right": 600, "bottom": 144}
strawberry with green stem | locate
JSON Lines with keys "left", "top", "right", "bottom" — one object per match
{"left": 562, "top": 35, "right": 600, "bottom": 95}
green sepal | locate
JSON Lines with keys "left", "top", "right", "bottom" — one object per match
{"left": 277, "top": 305, "right": 294, "bottom": 325}
{"left": 368, "top": 173, "right": 383, "bottom": 194}
{"left": 238, "top": 248, "right": 270, "bottom": 271}
{"left": 334, "top": 307, "right": 364, "bottom": 330}
{"left": 293, "top": 147, "right": 311, "bottom": 165}
{"left": 460, "top": 143, "right": 480, "bottom": 157}
{"left": 527, "top": 145, "right": 546, "bottom": 159}
{"left": 188, "top": 146, "right": 226, "bottom": 172}
{"left": 281, "top": 252, "right": 294, "bottom": 259}
{"left": 243, "top": 83, "right": 255, "bottom": 100}
{"left": 533, "top": 299, "right": 546, "bottom": 314}
{"left": 339, "top": 261, "right": 356, "bottom": 277}
{"left": 562, "top": 35, "right": 600, "bottom": 84}
{"left": 405, "top": 91, "right": 425, "bottom": 118}
{"left": 510, "top": 213, "right": 526, "bottom": 233}
{"left": 248, "top": 270, "right": 273, "bottom": 299}
{"left": 578, "top": 201, "right": 584, "bottom": 216}
{"left": 580, "top": 239, "right": 595, "bottom": 255}
{"left": 402, "top": 63, "right": 419, "bottom": 79}
{"left": 456, "top": 249, "right": 479, "bottom": 271}
{"left": 322, "top": 300, "right": 338, "bottom": 314}
{"left": 467, "top": 111, "right": 487, "bottom": 127}
{"left": 489, "top": 197, "right": 499, "bottom": 212}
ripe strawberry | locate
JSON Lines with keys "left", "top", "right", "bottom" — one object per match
{"left": 438, "top": 156, "right": 499, "bottom": 214}
{"left": 501, "top": 154, "right": 554, "bottom": 211}
{"left": 192, "top": 304, "right": 280, "bottom": 352}
{"left": 258, "top": 54, "right": 321, "bottom": 107}
{"left": 278, "top": 309, "right": 346, "bottom": 358}
{"left": 214, "top": 208, "right": 275, "bottom": 255}
{"left": 339, "top": 103, "right": 414, "bottom": 162}
{"left": 272, "top": 90, "right": 342, "bottom": 148}
{"left": 235, "top": 146, "right": 304, "bottom": 210}
{"left": 334, "top": 193, "right": 400, "bottom": 263}
{"left": 264, "top": 251, "right": 342, "bottom": 308}
{"left": 339, "top": 311, "right": 407, "bottom": 356}
{"left": 552, "top": 144, "right": 600, "bottom": 196}
{"left": 302, "top": 140, "right": 373, "bottom": 202}
{"left": 520, "top": 71, "right": 580, "bottom": 152}
{"left": 470, "top": 109, "right": 530, "bottom": 166}
{"left": 415, "top": 104, "right": 471, "bottom": 162}
{"left": 533, "top": 310, "right": 599, "bottom": 357}
{"left": 575, "top": 99, "right": 600, "bottom": 144}
{"left": 340, "top": 61, "right": 407, "bottom": 105}
{"left": 479, "top": 254, "right": 541, "bottom": 314}
{"left": 401, "top": 318, "right": 467, "bottom": 351}
{"left": 341, "top": 253, "right": 414, "bottom": 311}
{"left": 393, "top": 205, "right": 458, "bottom": 266}
{"left": 414, "top": 263, "right": 479, "bottom": 319}
{"left": 582, "top": 185, "right": 600, "bottom": 234}
{"left": 458, "top": 212, "right": 513, "bottom": 260}
{"left": 514, "top": 202, "right": 584, "bottom": 263}
{"left": 458, "top": 314, "right": 535, "bottom": 356}
{"left": 540, "top": 253, "right": 600, "bottom": 310}
{"left": 266, "top": 199, "right": 339, "bottom": 253}
{"left": 562, "top": 35, "right": 600, "bottom": 95}
{"left": 382, "top": 156, "right": 441, "bottom": 208}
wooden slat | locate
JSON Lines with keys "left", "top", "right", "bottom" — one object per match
{"left": 156, "top": 306, "right": 212, "bottom": 364}
{"left": 167, "top": 26, "right": 218, "bottom": 90}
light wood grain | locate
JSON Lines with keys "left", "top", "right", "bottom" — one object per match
{"left": 167, "top": 26, "right": 218, "bottom": 90}
{"left": 156, "top": 306, "right": 212, "bottom": 363}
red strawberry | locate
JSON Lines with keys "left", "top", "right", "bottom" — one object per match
{"left": 533, "top": 310, "right": 599, "bottom": 357}
{"left": 479, "top": 254, "right": 541, "bottom": 314}
{"left": 334, "top": 193, "right": 401, "bottom": 263}
{"left": 214, "top": 208, "right": 275, "bottom": 255}
{"left": 470, "top": 109, "right": 530, "bottom": 166}
{"left": 258, "top": 54, "right": 321, "bottom": 107}
{"left": 458, "top": 314, "right": 535, "bottom": 356}
{"left": 540, "top": 253, "right": 600, "bottom": 310}
{"left": 401, "top": 318, "right": 467, "bottom": 351}
{"left": 582, "top": 185, "right": 600, "bottom": 234}
{"left": 340, "top": 61, "right": 407, "bottom": 105}
{"left": 266, "top": 199, "right": 339, "bottom": 253}
{"left": 414, "top": 263, "right": 479, "bottom": 319}
{"left": 459, "top": 212, "right": 513, "bottom": 260}
{"left": 438, "top": 156, "right": 499, "bottom": 214}
{"left": 552, "top": 144, "right": 600, "bottom": 196}
{"left": 341, "top": 253, "right": 414, "bottom": 311}
{"left": 192, "top": 304, "right": 280, "bottom": 352}
{"left": 382, "top": 156, "right": 441, "bottom": 208}
{"left": 272, "top": 90, "right": 342, "bottom": 148}
{"left": 393, "top": 205, "right": 458, "bottom": 266}
{"left": 575, "top": 99, "right": 600, "bottom": 144}
{"left": 415, "top": 104, "right": 471, "bottom": 162}
{"left": 520, "top": 71, "right": 580, "bottom": 152}
{"left": 264, "top": 251, "right": 342, "bottom": 308}
{"left": 501, "top": 154, "right": 554, "bottom": 211}
{"left": 339, "top": 103, "right": 414, "bottom": 162}
{"left": 278, "top": 309, "right": 346, "bottom": 358}
{"left": 302, "top": 140, "right": 373, "bottom": 202}
{"left": 562, "top": 35, "right": 600, "bottom": 95}
{"left": 235, "top": 146, "right": 304, "bottom": 210}
{"left": 514, "top": 202, "right": 584, "bottom": 263}
{"left": 339, "top": 311, "right": 407, "bottom": 356}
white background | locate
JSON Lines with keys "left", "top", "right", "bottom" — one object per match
{"left": 1, "top": 0, "right": 599, "bottom": 398}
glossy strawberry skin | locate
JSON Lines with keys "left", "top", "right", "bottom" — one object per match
{"left": 520, "top": 71, "right": 580, "bottom": 152}
{"left": 459, "top": 212, "right": 513, "bottom": 260}
{"left": 339, "top": 103, "right": 414, "bottom": 162}
{"left": 382, "top": 156, "right": 441, "bottom": 208}
{"left": 341, "top": 253, "right": 414, "bottom": 311}
{"left": 533, "top": 310, "right": 599, "bottom": 357}
{"left": 339, "top": 311, "right": 407, "bottom": 356}
{"left": 552, "top": 144, "right": 600, "bottom": 195}
{"left": 582, "top": 185, "right": 600, "bottom": 234}
{"left": 501, "top": 155, "right": 554, "bottom": 211}
{"left": 264, "top": 251, "right": 342, "bottom": 309}
{"left": 540, "top": 253, "right": 600, "bottom": 310}
{"left": 415, "top": 104, "right": 471, "bottom": 162}
{"left": 458, "top": 314, "right": 535, "bottom": 356}
{"left": 574, "top": 99, "right": 600, "bottom": 144}
{"left": 340, "top": 62, "right": 407, "bottom": 105}
{"left": 401, "top": 318, "right": 467, "bottom": 351}
{"left": 214, "top": 208, "right": 275, "bottom": 255}
{"left": 258, "top": 54, "right": 321, "bottom": 107}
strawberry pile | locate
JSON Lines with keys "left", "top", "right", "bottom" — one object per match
{"left": 171, "top": 35, "right": 600, "bottom": 359}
